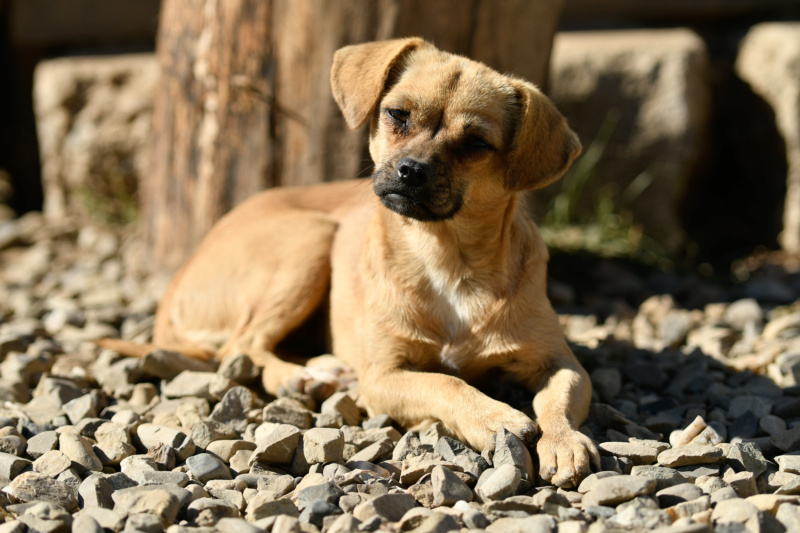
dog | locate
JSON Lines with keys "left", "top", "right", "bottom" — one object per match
{"left": 101, "top": 38, "right": 599, "bottom": 488}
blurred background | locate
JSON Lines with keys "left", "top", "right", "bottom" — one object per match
{"left": 1, "top": 0, "right": 800, "bottom": 277}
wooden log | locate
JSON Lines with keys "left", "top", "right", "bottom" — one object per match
{"left": 143, "top": 0, "right": 564, "bottom": 270}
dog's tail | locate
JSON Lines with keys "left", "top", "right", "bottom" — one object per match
{"left": 94, "top": 338, "right": 216, "bottom": 361}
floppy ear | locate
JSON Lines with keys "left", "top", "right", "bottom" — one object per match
{"left": 331, "top": 37, "right": 429, "bottom": 129}
{"left": 505, "top": 80, "right": 582, "bottom": 191}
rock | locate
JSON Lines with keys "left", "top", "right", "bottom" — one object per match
{"left": 209, "top": 386, "right": 255, "bottom": 433}
{"left": 32, "top": 449, "right": 72, "bottom": 477}
{"left": 135, "top": 423, "right": 195, "bottom": 461}
{"left": 400, "top": 453, "right": 463, "bottom": 485}
{"left": 245, "top": 495, "right": 299, "bottom": 521}
{"left": 299, "top": 500, "right": 342, "bottom": 528}
{"left": 431, "top": 465, "right": 473, "bottom": 506}
{"left": 112, "top": 486, "right": 182, "bottom": 527}
{"left": 599, "top": 440, "right": 666, "bottom": 465}
{"left": 590, "top": 367, "right": 622, "bottom": 402}
{"left": 711, "top": 497, "right": 760, "bottom": 524}
{"left": 353, "top": 493, "right": 417, "bottom": 523}
{"left": 0, "top": 451, "right": 32, "bottom": 479}
{"left": 72, "top": 514, "right": 104, "bottom": 533}
{"left": 393, "top": 431, "right": 423, "bottom": 462}
{"left": 630, "top": 465, "right": 688, "bottom": 491}
{"left": 728, "top": 396, "right": 773, "bottom": 419}
{"left": 737, "top": 23, "right": 800, "bottom": 253}
{"left": 657, "top": 444, "right": 724, "bottom": 467}
{"left": 255, "top": 474, "right": 296, "bottom": 500}
{"left": 205, "top": 440, "right": 256, "bottom": 463}
{"left": 217, "top": 353, "right": 260, "bottom": 384}
{"left": 492, "top": 428, "right": 534, "bottom": 482}
{"left": 726, "top": 441, "right": 768, "bottom": 478}
{"left": 320, "top": 392, "right": 361, "bottom": 427}
{"left": 185, "top": 453, "right": 232, "bottom": 483}
{"left": 249, "top": 424, "right": 301, "bottom": 466}
{"left": 581, "top": 475, "right": 657, "bottom": 507}
{"left": 475, "top": 464, "right": 521, "bottom": 501}
{"left": 17, "top": 501, "right": 73, "bottom": 533}
{"left": 8, "top": 471, "right": 79, "bottom": 512}
{"left": 161, "top": 371, "right": 233, "bottom": 401}
{"left": 186, "top": 497, "right": 240, "bottom": 527}
{"left": 724, "top": 299, "right": 764, "bottom": 330}
{"left": 262, "top": 397, "right": 314, "bottom": 429}
{"left": 301, "top": 428, "right": 345, "bottom": 464}
{"left": 78, "top": 474, "right": 115, "bottom": 509}
{"left": 32, "top": 54, "right": 157, "bottom": 221}
{"left": 776, "top": 453, "right": 800, "bottom": 474}
{"left": 139, "top": 349, "right": 215, "bottom": 380}
{"left": 724, "top": 469, "right": 758, "bottom": 498}
{"left": 656, "top": 483, "right": 703, "bottom": 507}
{"left": 772, "top": 425, "right": 800, "bottom": 452}
{"left": 548, "top": 28, "right": 710, "bottom": 252}
{"left": 59, "top": 432, "right": 103, "bottom": 472}
{"left": 295, "top": 481, "right": 344, "bottom": 510}
{"left": 25, "top": 430, "right": 59, "bottom": 459}
{"left": 486, "top": 515, "right": 555, "bottom": 533}
{"left": 346, "top": 439, "right": 394, "bottom": 465}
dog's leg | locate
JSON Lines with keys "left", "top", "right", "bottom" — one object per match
{"left": 504, "top": 352, "right": 600, "bottom": 488}
{"left": 359, "top": 365, "right": 538, "bottom": 451}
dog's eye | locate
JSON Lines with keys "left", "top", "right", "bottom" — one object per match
{"left": 463, "top": 135, "right": 494, "bottom": 152}
{"left": 385, "top": 108, "right": 410, "bottom": 126}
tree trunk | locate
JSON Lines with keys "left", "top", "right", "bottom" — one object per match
{"left": 143, "top": 0, "right": 564, "bottom": 270}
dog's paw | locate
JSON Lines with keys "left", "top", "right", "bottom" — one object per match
{"left": 464, "top": 404, "right": 538, "bottom": 451}
{"left": 283, "top": 367, "right": 340, "bottom": 401}
{"left": 537, "top": 428, "right": 600, "bottom": 488}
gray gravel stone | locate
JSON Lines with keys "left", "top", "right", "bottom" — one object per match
{"left": 262, "top": 397, "right": 313, "bottom": 429}
{"left": 581, "top": 475, "right": 657, "bottom": 507}
{"left": 186, "top": 497, "right": 240, "bottom": 527}
{"left": 431, "top": 464, "right": 472, "bottom": 506}
{"left": 112, "top": 486, "right": 185, "bottom": 527}
{"left": 9, "top": 471, "right": 79, "bottom": 512}
{"left": 33, "top": 449, "right": 72, "bottom": 477}
{"left": 0, "top": 451, "right": 32, "bottom": 479}
{"left": 301, "top": 428, "right": 344, "bottom": 464}
{"left": 629, "top": 465, "right": 689, "bottom": 491}
{"left": 321, "top": 391, "right": 361, "bottom": 427}
{"left": 492, "top": 428, "right": 534, "bottom": 482}
{"left": 353, "top": 492, "right": 416, "bottom": 522}
{"left": 18, "top": 501, "right": 73, "bottom": 533}
{"left": 186, "top": 453, "right": 232, "bottom": 482}
{"left": 475, "top": 463, "right": 520, "bottom": 501}
{"left": 657, "top": 444, "right": 724, "bottom": 467}
{"left": 244, "top": 494, "right": 300, "bottom": 521}
{"left": 72, "top": 514, "right": 104, "bottom": 533}
{"left": 655, "top": 483, "right": 703, "bottom": 507}
{"left": 25, "top": 430, "right": 59, "bottom": 459}
{"left": 78, "top": 474, "right": 115, "bottom": 509}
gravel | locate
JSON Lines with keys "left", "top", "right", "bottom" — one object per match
{"left": 2, "top": 217, "right": 800, "bottom": 531}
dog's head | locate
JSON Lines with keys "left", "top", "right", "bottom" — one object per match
{"left": 331, "top": 38, "right": 581, "bottom": 222}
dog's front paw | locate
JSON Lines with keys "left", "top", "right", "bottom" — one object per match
{"left": 284, "top": 367, "right": 340, "bottom": 401}
{"left": 463, "top": 403, "right": 538, "bottom": 451}
{"left": 537, "top": 428, "right": 599, "bottom": 488}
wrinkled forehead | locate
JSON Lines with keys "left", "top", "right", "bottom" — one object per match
{"left": 383, "top": 49, "right": 519, "bottom": 141}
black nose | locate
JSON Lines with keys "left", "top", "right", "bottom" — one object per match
{"left": 396, "top": 157, "right": 430, "bottom": 186}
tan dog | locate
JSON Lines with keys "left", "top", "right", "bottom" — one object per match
{"left": 103, "top": 38, "right": 599, "bottom": 487}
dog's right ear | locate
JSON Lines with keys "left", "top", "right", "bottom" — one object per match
{"left": 331, "top": 37, "right": 428, "bottom": 129}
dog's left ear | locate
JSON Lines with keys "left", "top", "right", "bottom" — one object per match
{"left": 505, "top": 80, "right": 582, "bottom": 191}
{"left": 331, "top": 37, "right": 429, "bottom": 129}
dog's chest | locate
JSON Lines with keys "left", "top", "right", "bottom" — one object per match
{"left": 426, "top": 277, "right": 490, "bottom": 370}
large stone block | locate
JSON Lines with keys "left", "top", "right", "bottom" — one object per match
{"left": 736, "top": 23, "right": 800, "bottom": 253}
{"left": 548, "top": 29, "right": 711, "bottom": 252}
{"left": 33, "top": 54, "right": 158, "bottom": 222}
